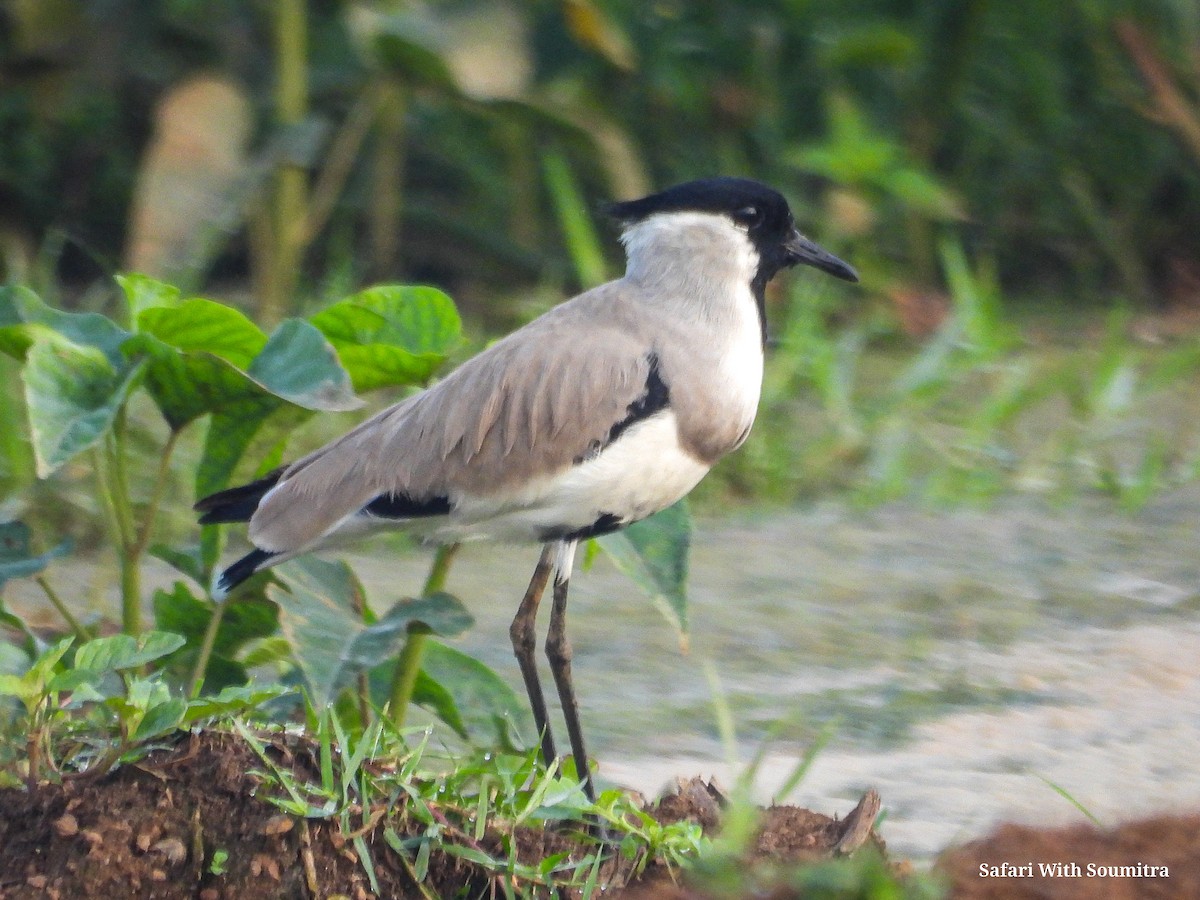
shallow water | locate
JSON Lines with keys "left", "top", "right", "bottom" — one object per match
{"left": 8, "top": 485, "right": 1200, "bottom": 860}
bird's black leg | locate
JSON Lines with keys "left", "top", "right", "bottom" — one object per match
{"left": 510, "top": 544, "right": 557, "bottom": 769}
{"left": 544, "top": 539, "right": 596, "bottom": 803}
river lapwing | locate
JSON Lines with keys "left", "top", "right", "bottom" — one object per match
{"left": 195, "top": 177, "right": 858, "bottom": 800}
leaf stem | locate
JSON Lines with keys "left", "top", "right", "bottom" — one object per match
{"left": 119, "top": 556, "right": 141, "bottom": 636}
{"left": 387, "top": 628, "right": 429, "bottom": 730}
{"left": 189, "top": 600, "right": 227, "bottom": 698}
{"left": 132, "top": 427, "right": 181, "bottom": 561}
{"left": 90, "top": 445, "right": 123, "bottom": 567}
{"left": 35, "top": 575, "right": 88, "bottom": 643}
{"left": 100, "top": 418, "right": 142, "bottom": 635}
{"left": 109, "top": 411, "right": 138, "bottom": 550}
{"left": 422, "top": 542, "right": 459, "bottom": 596}
{"left": 387, "top": 543, "right": 460, "bottom": 729}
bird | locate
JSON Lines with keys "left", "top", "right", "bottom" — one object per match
{"left": 194, "top": 176, "right": 858, "bottom": 801}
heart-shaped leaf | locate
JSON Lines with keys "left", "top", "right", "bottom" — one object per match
{"left": 249, "top": 318, "right": 362, "bottom": 410}
{"left": 138, "top": 297, "right": 266, "bottom": 368}
{"left": 152, "top": 581, "right": 278, "bottom": 693}
{"left": 413, "top": 639, "right": 527, "bottom": 746}
{"left": 597, "top": 499, "right": 692, "bottom": 644}
{"left": 271, "top": 556, "right": 475, "bottom": 710}
{"left": 346, "top": 592, "right": 474, "bottom": 671}
{"left": 22, "top": 335, "right": 145, "bottom": 476}
{"left": 0, "top": 285, "right": 130, "bottom": 364}
{"left": 74, "top": 631, "right": 187, "bottom": 674}
{"left": 118, "top": 273, "right": 182, "bottom": 322}
{"left": 310, "top": 285, "right": 460, "bottom": 391}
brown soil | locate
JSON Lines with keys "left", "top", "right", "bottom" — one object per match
{"left": 0, "top": 731, "right": 879, "bottom": 899}
{"left": 3, "top": 730, "right": 1197, "bottom": 899}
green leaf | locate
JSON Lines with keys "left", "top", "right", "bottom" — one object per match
{"left": 117, "top": 273, "right": 182, "bottom": 322}
{"left": 133, "top": 303, "right": 361, "bottom": 434}
{"left": 47, "top": 668, "right": 106, "bottom": 694}
{"left": 271, "top": 557, "right": 477, "bottom": 710}
{"left": 939, "top": 239, "right": 1016, "bottom": 357}
{"left": 367, "top": 28, "right": 460, "bottom": 90}
{"left": 22, "top": 335, "right": 145, "bottom": 476}
{"left": 29, "top": 637, "right": 74, "bottom": 684}
{"left": 543, "top": 148, "right": 608, "bottom": 288}
{"left": 130, "top": 339, "right": 246, "bottom": 431}
{"left": 0, "top": 673, "right": 25, "bottom": 699}
{"left": 137, "top": 297, "right": 266, "bottom": 368}
{"left": 2, "top": 637, "right": 76, "bottom": 709}
{"left": 148, "top": 543, "right": 207, "bottom": 587}
{"left": 270, "top": 557, "right": 374, "bottom": 708}
{"left": 125, "top": 295, "right": 358, "bottom": 493}
{"left": 0, "top": 520, "right": 71, "bottom": 590}
{"left": 415, "top": 640, "right": 528, "bottom": 747}
{"left": 238, "top": 636, "right": 291, "bottom": 670}
{"left": 186, "top": 320, "right": 358, "bottom": 495}
{"left": 74, "top": 631, "right": 187, "bottom": 673}
{"left": 315, "top": 285, "right": 461, "bottom": 355}
{"left": 132, "top": 696, "right": 187, "bottom": 741}
{"left": 439, "top": 843, "right": 501, "bottom": 868}
{"left": 155, "top": 582, "right": 279, "bottom": 659}
{"left": 410, "top": 669, "right": 467, "bottom": 736}
{"left": 250, "top": 319, "right": 361, "bottom": 410}
{"left": 152, "top": 581, "right": 278, "bottom": 691}
{"left": 183, "top": 683, "right": 291, "bottom": 724}
{"left": 0, "top": 284, "right": 130, "bottom": 364}
{"left": 347, "top": 592, "right": 474, "bottom": 670}
{"left": 195, "top": 401, "right": 305, "bottom": 499}
{"left": 597, "top": 500, "right": 692, "bottom": 642}
{"left": 310, "top": 285, "right": 460, "bottom": 392}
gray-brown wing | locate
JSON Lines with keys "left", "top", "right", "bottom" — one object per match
{"left": 247, "top": 296, "right": 657, "bottom": 552}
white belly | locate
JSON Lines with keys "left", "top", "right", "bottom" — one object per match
{"left": 419, "top": 410, "right": 709, "bottom": 543}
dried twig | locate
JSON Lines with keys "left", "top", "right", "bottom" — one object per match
{"left": 834, "top": 788, "right": 881, "bottom": 855}
{"left": 299, "top": 819, "right": 320, "bottom": 898}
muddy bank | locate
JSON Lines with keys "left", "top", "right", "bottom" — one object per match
{"left": 3, "top": 730, "right": 1199, "bottom": 898}
{"left": 0, "top": 731, "right": 885, "bottom": 899}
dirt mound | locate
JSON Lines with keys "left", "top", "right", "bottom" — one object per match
{"left": 0, "top": 731, "right": 392, "bottom": 899}
{"left": 7, "top": 730, "right": 1198, "bottom": 898}
{"left": 0, "top": 731, "right": 881, "bottom": 899}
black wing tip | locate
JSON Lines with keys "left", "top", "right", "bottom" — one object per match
{"left": 212, "top": 548, "right": 277, "bottom": 600}
{"left": 197, "top": 503, "right": 255, "bottom": 526}
{"left": 194, "top": 468, "right": 287, "bottom": 523}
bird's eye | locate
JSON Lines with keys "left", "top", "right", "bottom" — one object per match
{"left": 734, "top": 205, "right": 762, "bottom": 227}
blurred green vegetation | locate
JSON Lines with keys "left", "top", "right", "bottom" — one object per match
{"left": 1, "top": 0, "right": 1198, "bottom": 312}
{"left": 3, "top": 0, "right": 1200, "bottom": 529}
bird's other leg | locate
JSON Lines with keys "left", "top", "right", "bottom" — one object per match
{"left": 544, "top": 539, "right": 596, "bottom": 802}
{"left": 510, "top": 544, "right": 557, "bottom": 769}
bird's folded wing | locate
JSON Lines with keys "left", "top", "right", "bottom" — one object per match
{"left": 247, "top": 306, "right": 658, "bottom": 553}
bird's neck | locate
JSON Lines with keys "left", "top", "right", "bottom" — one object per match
{"left": 620, "top": 213, "right": 761, "bottom": 322}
